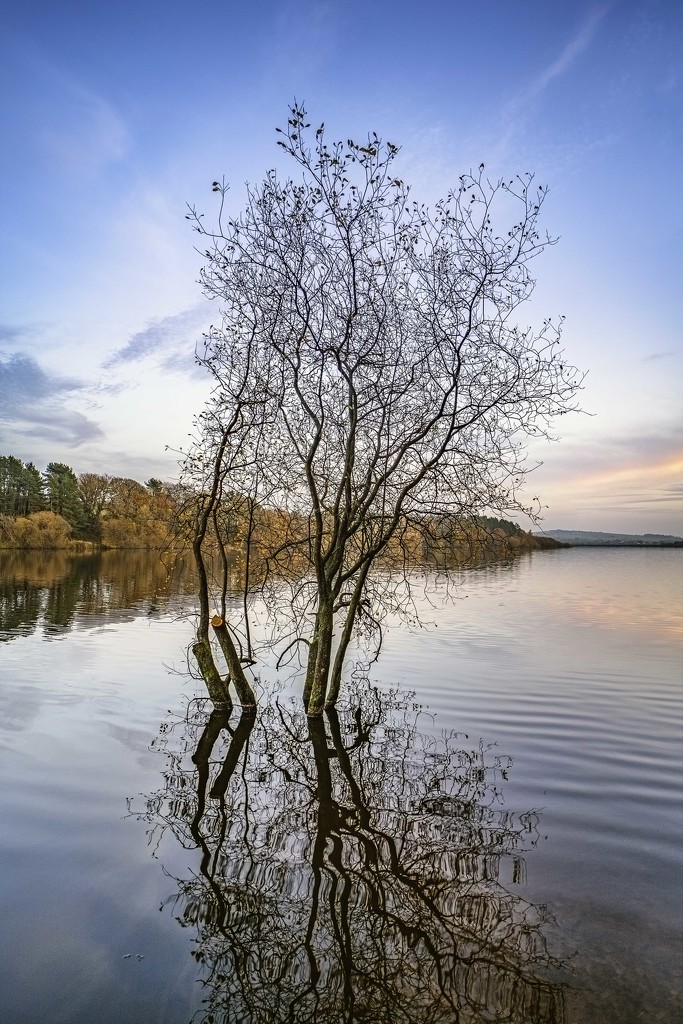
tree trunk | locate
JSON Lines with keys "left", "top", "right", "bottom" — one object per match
{"left": 192, "top": 638, "right": 232, "bottom": 710}
{"left": 192, "top": 709, "right": 231, "bottom": 768}
{"left": 211, "top": 615, "right": 257, "bottom": 709}
{"left": 306, "top": 598, "right": 334, "bottom": 716}
{"left": 192, "top": 538, "right": 211, "bottom": 641}
{"left": 326, "top": 564, "right": 371, "bottom": 707}
{"left": 303, "top": 629, "right": 319, "bottom": 710}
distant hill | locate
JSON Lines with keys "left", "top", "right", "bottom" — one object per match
{"left": 535, "top": 530, "right": 683, "bottom": 547}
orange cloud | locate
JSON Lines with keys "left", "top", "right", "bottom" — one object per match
{"left": 572, "top": 455, "right": 683, "bottom": 490}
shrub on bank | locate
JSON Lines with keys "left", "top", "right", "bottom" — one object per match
{"left": 100, "top": 515, "right": 171, "bottom": 549}
{"left": 0, "top": 511, "right": 73, "bottom": 549}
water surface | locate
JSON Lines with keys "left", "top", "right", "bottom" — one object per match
{"left": 0, "top": 547, "right": 680, "bottom": 1022}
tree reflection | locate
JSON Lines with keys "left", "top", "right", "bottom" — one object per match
{"left": 138, "top": 683, "right": 568, "bottom": 1023}
{"left": 0, "top": 549, "right": 197, "bottom": 640}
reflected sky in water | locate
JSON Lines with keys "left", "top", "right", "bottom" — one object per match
{"left": 133, "top": 687, "right": 568, "bottom": 1023}
{"left": 0, "top": 548, "right": 681, "bottom": 1023}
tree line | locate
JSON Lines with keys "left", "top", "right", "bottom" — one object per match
{"left": 0, "top": 455, "right": 178, "bottom": 549}
{"left": 0, "top": 453, "right": 542, "bottom": 556}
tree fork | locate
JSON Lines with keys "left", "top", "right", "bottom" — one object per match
{"left": 211, "top": 615, "right": 257, "bottom": 709}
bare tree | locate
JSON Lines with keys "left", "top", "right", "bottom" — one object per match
{"left": 183, "top": 103, "right": 582, "bottom": 714}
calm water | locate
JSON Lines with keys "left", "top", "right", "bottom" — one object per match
{"left": 0, "top": 547, "right": 681, "bottom": 1023}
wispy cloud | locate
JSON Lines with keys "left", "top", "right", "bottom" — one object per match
{"left": 42, "top": 89, "right": 128, "bottom": 177}
{"left": 606, "top": 425, "right": 683, "bottom": 464}
{"left": 618, "top": 484, "right": 683, "bottom": 506}
{"left": 495, "top": 5, "right": 610, "bottom": 157}
{"left": 104, "top": 305, "right": 209, "bottom": 368}
{"left": 643, "top": 350, "right": 675, "bottom": 362}
{"left": 0, "top": 353, "right": 81, "bottom": 403}
{"left": 535, "top": 422, "right": 683, "bottom": 480}
{"left": 526, "top": 6, "right": 609, "bottom": 103}
{"left": 160, "top": 350, "right": 209, "bottom": 378}
{"left": 12, "top": 409, "right": 104, "bottom": 447}
{"left": 21, "top": 50, "right": 131, "bottom": 178}
{"left": 0, "top": 354, "right": 103, "bottom": 447}
{"left": 0, "top": 324, "right": 30, "bottom": 344}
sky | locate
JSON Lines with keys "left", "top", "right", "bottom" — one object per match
{"left": 0, "top": 0, "right": 681, "bottom": 535}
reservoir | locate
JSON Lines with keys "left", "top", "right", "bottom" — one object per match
{"left": 1, "top": 546, "right": 681, "bottom": 1022}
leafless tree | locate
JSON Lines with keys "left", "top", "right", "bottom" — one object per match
{"left": 182, "top": 103, "right": 582, "bottom": 714}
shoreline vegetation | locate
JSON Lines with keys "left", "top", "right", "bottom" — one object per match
{"left": 0, "top": 505, "right": 560, "bottom": 556}
{"left": 0, "top": 455, "right": 178, "bottom": 551}
{"left": 0, "top": 511, "right": 171, "bottom": 552}
{"left": 536, "top": 528, "right": 683, "bottom": 547}
{"left": 4, "top": 457, "right": 677, "bottom": 555}
{"left": 0, "top": 454, "right": 561, "bottom": 557}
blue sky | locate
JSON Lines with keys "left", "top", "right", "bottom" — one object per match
{"left": 1, "top": 0, "right": 681, "bottom": 533}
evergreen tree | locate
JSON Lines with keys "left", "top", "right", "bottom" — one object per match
{"left": 0, "top": 456, "right": 45, "bottom": 515}
{"left": 44, "top": 463, "right": 86, "bottom": 535}
{"left": 23, "top": 463, "right": 45, "bottom": 514}
{"left": 0, "top": 456, "right": 24, "bottom": 515}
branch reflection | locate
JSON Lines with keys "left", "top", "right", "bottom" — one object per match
{"left": 139, "top": 684, "right": 568, "bottom": 1023}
